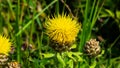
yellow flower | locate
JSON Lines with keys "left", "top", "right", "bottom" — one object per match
{"left": 45, "top": 14, "right": 81, "bottom": 45}
{"left": 0, "top": 35, "right": 11, "bottom": 55}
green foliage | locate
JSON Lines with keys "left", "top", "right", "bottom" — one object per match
{"left": 79, "top": 0, "right": 105, "bottom": 52}
{"left": 100, "top": 9, "right": 120, "bottom": 29}
{"left": 0, "top": 0, "right": 120, "bottom": 68}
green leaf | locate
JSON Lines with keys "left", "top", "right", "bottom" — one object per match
{"left": 67, "top": 52, "right": 83, "bottom": 62}
{"left": 67, "top": 59, "right": 74, "bottom": 68}
{"left": 42, "top": 53, "right": 55, "bottom": 58}
{"left": 97, "top": 50, "right": 105, "bottom": 58}
{"left": 66, "top": 52, "right": 76, "bottom": 62}
{"left": 57, "top": 53, "right": 66, "bottom": 67}
{"left": 72, "top": 52, "right": 83, "bottom": 62}
{"left": 70, "top": 44, "right": 77, "bottom": 49}
{"left": 116, "top": 10, "right": 120, "bottom": 19}
{"left": 105, "top": 9, "right": 115, "bottom": 18}
{"left": 99, "top": 12, "right": 110, "bottom": 17}
{"left": 117, "top": 63, "right": 120, "bottom": 68}
{"left": 90, "top": 60, "right": 97, "bottom": 68}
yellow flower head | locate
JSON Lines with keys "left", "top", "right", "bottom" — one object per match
{"left": 0, "top": 35, "right": 11, "bottom": 55}
{"left": 45, "top": 14, "right": 81, "bottom": 45}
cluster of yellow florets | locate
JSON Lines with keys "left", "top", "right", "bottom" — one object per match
{"left": 0, "top": 35, "right": 11, "bottom": 55}
{"left": 45, "top": 14, "right": 81, "bottom": 45}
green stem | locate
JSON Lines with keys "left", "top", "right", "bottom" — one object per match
{"left": 107, "top": 34, "right": 120, "bottom": 67}
{"left": 16, "top": 0, "right": 58, "bottom": 36}
{"left": 56, "top": 0, "right": 59, "bottom": 15}
{"left": 30, "top": 0, "right": 37, "bottom": 43}
{"left": 16, "top": 0, "right": 21, "bottom": 63}
{"left": 79, "top": 0, "right": 90, "bottom": 52}
{"left": 89, "top": 0, "right": 96, "bottom": 22}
